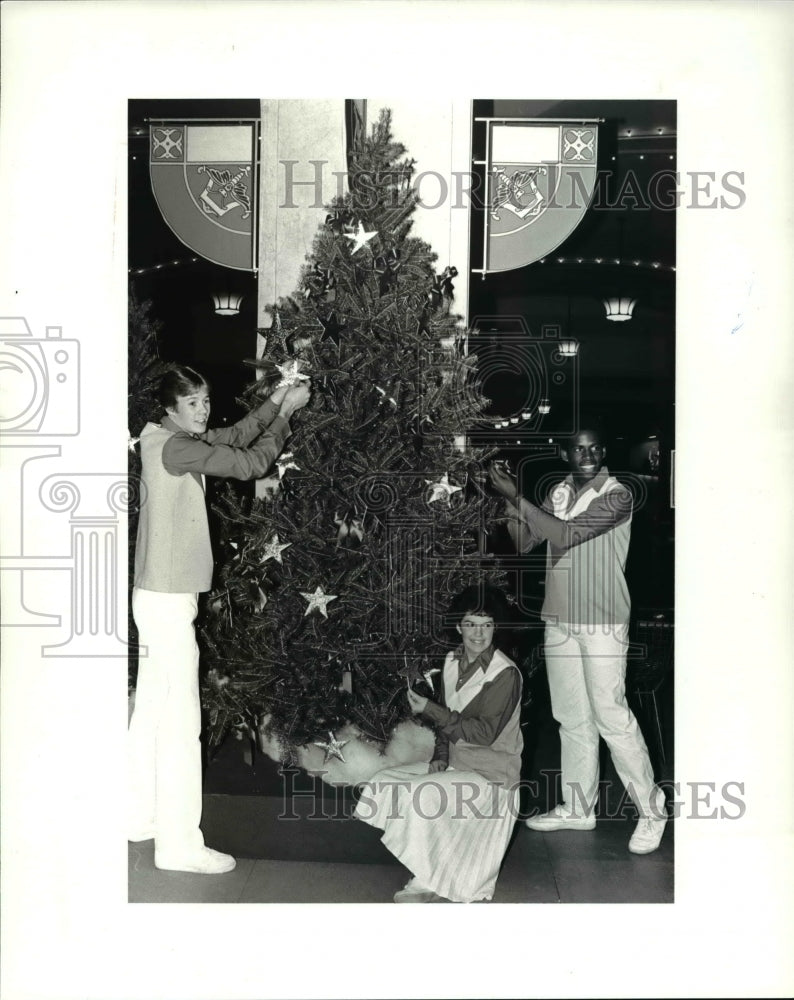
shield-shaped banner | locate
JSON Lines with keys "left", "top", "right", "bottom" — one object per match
{"left": 483, "top": 121, "right": 598, "bottom": 274}
{"left": 150, "top": 122, "right": 258, "bottom": 271}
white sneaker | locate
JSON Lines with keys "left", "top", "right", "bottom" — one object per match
{"left": 525, "top": 804, "right": 596, "bottom": 832}
{"left": 628, "top": 814, "right": 668, "bottom": 854}
{"left": 155, "top": 846, "right": 237, "bottom": 874}
{"left": 393, "top": 877, "right": 445, "bottom": 903}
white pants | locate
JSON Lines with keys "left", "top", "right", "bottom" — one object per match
{"left": 544, "top": 622, "right": 658, "bottom": 816}
{"left": 128, "top": 588, "right": 205, "bottom": 855}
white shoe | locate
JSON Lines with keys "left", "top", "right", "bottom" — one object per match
{"left": 393, "top": 877, "right": 445, "bottom": 903}
{"left": 155, "top": 846, "right": 237, "bottom": 874}
{"left": 128, "top": 829, "right": 155, "bottom": 842}
{"left": 628, "top": 814, "right": 668, "bottom": 854}
{"left": 525, "top": 804, "right": 596, "bottom": 832}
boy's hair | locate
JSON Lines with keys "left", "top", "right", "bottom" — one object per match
{"left": 559, "top": 414, "right": 608, "bottom": 449}
{"left": 157, "top": 364, "right": 209, "bottom": 412}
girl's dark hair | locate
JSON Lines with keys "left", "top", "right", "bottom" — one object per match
{"left": 446, "top": 584, "right": 513, "bottom": 640}
{"left": 157, "top": 365, "right": 209, "bottom": 412}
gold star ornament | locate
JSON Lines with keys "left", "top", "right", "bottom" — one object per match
{"left": 261, "top": 534, "right": 291, "bottom": 563}
{"left": 275, "top": 359, "right": 311, "bottom": 388}
{"left": 313, "top": 731, "right": 349, "bottom": 764}
{"left": 301, "top": 586, "right": 338, "bottom": 618}
{"left": 344, "top": 221, "right": 378, "bottom": 254}
{"left": 425, "top": 473, "right": 463, "bottom": 503}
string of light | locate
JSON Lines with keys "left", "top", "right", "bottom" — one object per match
{"left": 537, "top": 257, "right": 675, "bottom": 272}
{"left": 128, "top": 258, "right": 200, "bottom": 276}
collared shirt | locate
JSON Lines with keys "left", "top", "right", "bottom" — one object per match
{"left": 421, "top": 645, "right": 522, "bottom": 765}
{"left": 453, "top": 643, "right": 496, "bottom": 690}
{"left": 134, "top": 399, "right": 291, "bottom": 593}
{"left": 505, "top": 466, "right": 632, "bottom": 626}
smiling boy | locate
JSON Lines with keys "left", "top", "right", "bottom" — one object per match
{"left": 488, "top": 423, "right": 667, "bottom": 855}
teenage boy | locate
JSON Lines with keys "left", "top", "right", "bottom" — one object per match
{"left": 489, "top": 424, "right": 667, "bottom": 854}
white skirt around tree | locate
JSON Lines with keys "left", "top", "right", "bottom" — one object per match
{"left": 354, "top": 761, "right": 519, "bottom": 902}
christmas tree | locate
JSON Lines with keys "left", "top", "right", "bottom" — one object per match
{"left": 199, "top": 110, "right": 509, "bottom": 776}
{"left": 128, "top": 289, "right": 168, "bottom": 687}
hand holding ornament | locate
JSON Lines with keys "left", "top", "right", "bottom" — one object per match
{"left": 406, "top": 686, "right": 429, "bottom": 715}
{"left": 488, "top": 461, "right": 518, "bottom": 503}
{"left": 279, "top": 382, "right": 312, "bottom": 419}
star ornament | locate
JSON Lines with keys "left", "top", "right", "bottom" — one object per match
{"left": 275, "top": 359, "right": 311, "bottom": 388}
{"left": 261, "top": 534, "right": 291, "bottom": 563}
{"left": 422, "top": 667, "right": 441, "bottom": 691}
{"left": 313, "top": 731, "right": 349, "bottom": 764}
{"left": 398, "top": 657, "right": 424, "bottom": 688}
{"left": 301, "top": 586, "right": 338, "bottom": 619}
{"left": 318, "top": 311, "right": 347, "bottom": 347}
{"left": 276, "top": 453, "right": 300, "bottom": 479}
{"left": 344, "top": 221, "right": 378, "bottom": 254}
{"left": 425, "top": 473, "right": 463, "bottom": 504}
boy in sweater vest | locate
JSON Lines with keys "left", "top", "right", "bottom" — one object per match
{"left": 489, "top": 424, "right": 667, "bottom": 855}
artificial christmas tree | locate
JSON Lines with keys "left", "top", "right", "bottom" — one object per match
{"left": 199, "top": 110, "right": 511, "bottom": 782}
{"left": 127, "top": 289, "right": 168, "bottom": 691}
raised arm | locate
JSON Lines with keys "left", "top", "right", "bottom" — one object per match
{"left": 515, "top": 486, "right": 632, "bottom": 551}
{"left": 163, "top": 419, "right": 292, "bottom": 481}
{"left": 488, "top": 462, "right": 548, "bottom": 553}
{"left": 163, "top": 382, "right": 311, "bottom": 482}
{"left": 504, "top": 499, "right": 547, "bottom": 554}
{"left": 205, "top": 384, "right": 307, "bottom": 448}
{"left": 204, "top": 396, "right": 284, "bottom": 448}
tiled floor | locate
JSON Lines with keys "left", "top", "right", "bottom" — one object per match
{"left": 130, "top": 671, "right": 675, "bottom": 904}
{"left": 128, "top": 811, "right": 673, "bottom": 904}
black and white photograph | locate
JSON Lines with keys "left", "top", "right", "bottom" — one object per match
{"left": 1, "top": 4, "right": 792, "bottom": 1000}
{"left": 126, "top": 97, "right": 677, "bottom": 905}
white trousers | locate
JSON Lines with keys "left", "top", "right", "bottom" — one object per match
{"left": 544, "top": 622, "right": 658, "bottom": 816}
{"left": 128, "top": 588, "right": 205, "bottom": 855}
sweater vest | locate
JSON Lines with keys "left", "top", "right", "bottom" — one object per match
{"left": 133, "top": 422, "right": 214, "bottom": 593}
{"left": 443, "top": 649, "right": 523, "bottom": 787}
{"left": 542, "top": 474, "right": 632, "bottom": 627}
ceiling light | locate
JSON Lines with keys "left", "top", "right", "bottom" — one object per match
{"left": 212, "top": 292, "right": 244, "bottom": 316}
{"left": 603, "top": 297, "right": 636, "bottom": 322}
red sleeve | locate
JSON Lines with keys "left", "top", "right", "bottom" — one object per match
{"left": 162, "top": 416, "right": 291, "bottom": 481}
{"left": 504, "top": 500, "right": 546, "bottom": 553}
{"left": 421, "top": 667, "right": 522, "bottom": 747}
{"left": 204, "top": 399, "right": 285, "bottom": 448}
{"left": 516, "top": 487, "right": 632, "bottom": 551}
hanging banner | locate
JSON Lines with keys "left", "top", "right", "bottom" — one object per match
{"left": 478, "top": 119, "right": 599, "bottom": 274}
{"left": 149, "top": 122, "right": 258, "bottom": 271}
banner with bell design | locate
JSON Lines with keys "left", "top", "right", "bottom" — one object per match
{"left": 149, "top": 122, "right": 258, "bottom": 271}
{"left": 478, "top": 119, "right": 599, "bottom": 274}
